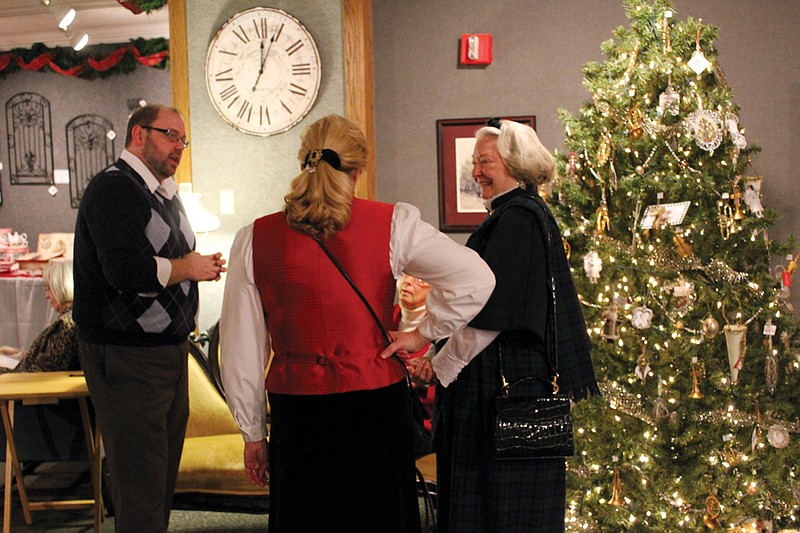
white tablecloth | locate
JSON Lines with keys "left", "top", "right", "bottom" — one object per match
{"left": 0, "top": 276, "right": 59, "bottom": 351}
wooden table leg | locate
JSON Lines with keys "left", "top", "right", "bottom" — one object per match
{"left": 1, "top": 400, "right": 32, "bottom": 533}
{"left": 78, "top": 398, "right": 103, "bottom": 532}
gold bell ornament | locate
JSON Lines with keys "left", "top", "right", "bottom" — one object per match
{"left": 609, "top": 463, "right": 624, "bottom": 506}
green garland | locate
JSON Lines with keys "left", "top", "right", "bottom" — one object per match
{"left": 134, "top": 0, "right": 169, "bottom": 14}
{"left": 0, "top": 38, "right": 170, "bottom": 80}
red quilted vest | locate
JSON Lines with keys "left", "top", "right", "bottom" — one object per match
{"left": 252, "top": 199, "right": 406, "bottom": 395}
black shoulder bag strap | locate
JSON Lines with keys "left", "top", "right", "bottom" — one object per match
{"left": 314, "top": 237, "right": 392, "bottom": 346}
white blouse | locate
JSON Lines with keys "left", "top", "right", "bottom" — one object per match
{"left": 220, "top": 202, "right": 495, "bottom": 442}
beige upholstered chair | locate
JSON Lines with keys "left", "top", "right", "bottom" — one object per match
{"left": 175, "top": 344, "right": 269, "bottom": 499}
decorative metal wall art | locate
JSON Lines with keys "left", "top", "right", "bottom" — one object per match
{"left": 66, "top": 114, "right": 116, "bottom": 208}
{"left": 6, "top": 92, "right": 54, "bottom": 185}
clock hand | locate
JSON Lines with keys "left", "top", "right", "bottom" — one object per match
{"left": 252, "top": 35, "right": 276, "bottom": 91}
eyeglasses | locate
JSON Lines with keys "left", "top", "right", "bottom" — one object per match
{"left": 142, "top": 126, "right": 190, "bottom": 148}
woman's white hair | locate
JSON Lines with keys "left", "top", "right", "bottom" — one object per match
{"left": 45, "top": 259, "right": 73, "bottom": 307}
{"left": 475, "top": 119, "right": 555, "bottom": 187}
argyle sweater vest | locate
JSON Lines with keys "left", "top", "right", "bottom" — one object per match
{"left": 73, "top": 159, "right": 197, "bottom": 346}
{"left": 252, "top": 199, "right": 406, "bottom": 395}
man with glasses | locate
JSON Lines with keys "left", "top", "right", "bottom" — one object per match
{"left": 73, "top": 104, "right": 226, "bottom": 533}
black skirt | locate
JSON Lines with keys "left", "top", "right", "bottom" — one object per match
{"left": 267, "top": 379, "right": 421, "bottom": 533}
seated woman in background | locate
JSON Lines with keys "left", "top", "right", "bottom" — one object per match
{"left": 0, "top": 260, "right": 79, "bottom": 373}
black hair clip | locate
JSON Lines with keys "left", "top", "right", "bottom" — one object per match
{"left": 486, "top": 117, "right": 502, "bottom": 129}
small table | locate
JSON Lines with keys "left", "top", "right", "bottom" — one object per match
{"left": 0, "top": 371, "right": 103, "bottom": 533}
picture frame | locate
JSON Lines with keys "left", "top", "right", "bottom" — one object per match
{"left": 436, "top": 116, "right": 536, "bottom": 232}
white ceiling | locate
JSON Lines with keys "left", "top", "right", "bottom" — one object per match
{"left": 0, "top": 0, "right": 169, "bottom": 50}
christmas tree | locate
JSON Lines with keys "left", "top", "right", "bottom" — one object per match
{"left": 549, "top": 1, "right": 800, "bottom": 530}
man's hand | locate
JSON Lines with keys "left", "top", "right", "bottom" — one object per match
{"left": 169, "top": 252, "right": 226, "bottom": 285}
{"left": 244, "top": 439, "right": 269, "bottom": 487}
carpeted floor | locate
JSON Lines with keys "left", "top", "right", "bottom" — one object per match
{"left": 2, "top": 461, "right": 437, "bottom": 532}
{"left": 2, "top": 462, "right": 268, "bottom": 532}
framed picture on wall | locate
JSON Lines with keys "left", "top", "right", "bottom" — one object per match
{"left": 436, "top": 115, "right": 536, "bottom": 232}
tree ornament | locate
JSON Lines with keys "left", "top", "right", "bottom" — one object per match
{"left": 689, "top": 358, "right": 704, "bottom": 399}
{"left": 763, "top": 319, "right": 778, "bottom": 394}
{"left": 596, "top": 133, "right": 612, "bottom": 167}
{"left": 635, "top": 344, "right": 650, "bottom": 383}
{"left": 717, "top": 198, "right": 736, "bottom": 240}
{"left": 767, "top": 423, "right": 790, "bottom": 449}
{"left": 673, "top": 233, "right": 693, "bottom": 258}
{"left": 658, "top": 81, "right": 680, "bottom": 117}
{"left": 732, "top": 518, "right": 767, "bottom": 533}
{"left": 664, "top": 276, "right": 696, "bottom": 316}
{"left": 701, "top": 314, "right": 720, "bottom": 339}
{"left": 731, "top": 184, "right": 746, "bottom": 220}
{"left": 595, "top": 198, "right": 611, "bottom": 237}
{"left": 601, "top": 301, "right": 620, "bottom": 342}
{"left": 635, "top": 164, "right": 645, "bottom": 175}
{"left": 627, "top": 104, "right": 644, "bottom": 139}
{"left": 584, "top": 251, "right": 603, "bottom": 283}
{"left": 688, "top": 19, "right": 712, "bottom": 75}
{"left": 608, "top": 463, "right": 624, "bottom": 506}
{"left": 631, "top": 304, "right": 653, "bottom": 329}
{"left": 687, "top": 108, "right": 724, "bottom": 152}
{"left": 566, "top": 151, "right": 578, "bottom": 182}
{"left": 703, "top": 493, "right": 721, "bottom": 529}
{"left": 751, "top": 397, "right": 762, "bottom": 452}
{"left": 723, "top": 324, "right": 747, "bottom": 385}
{"left": 562, "top": 236, "right": 571, "bottom": 260}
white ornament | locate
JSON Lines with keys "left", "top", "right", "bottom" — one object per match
{"left": 631, "top": 305, "right": 654, "bottom": 329}
{"left": 688, "top": 49, "right": 711, "bottom": 74}
{"left": 583, "top": 251, "right": 603, "bottom": 283}
{"left": 658, "top": 84, "right": 680, "bottom": 116}
{"left": 743, "top": 188, "right": 764, "bottom": 218}
{"left": 686, "top": 109, "right": 723, "bottom": 152}
{"left": 767, "top": 424, "right": 790, "bottom": 449}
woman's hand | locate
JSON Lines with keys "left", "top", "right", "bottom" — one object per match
{"left": 379, "top": 329, "right": 430, "bottom": 361}
{"left": 407, "top": 357, "right": 437, "bottom": 386}
{"left": 243, "top": 438, "right": 269, "bottom": 487}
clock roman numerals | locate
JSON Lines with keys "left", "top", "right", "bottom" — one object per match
{"left": 292, "top": 63, "right": 312, "bottom": 75}
{"left": 289, "top": 83, "right": 307, "bottom": 96}
{"left": 232, "top": 25, "right": 250, "bottom": 44}
{"left": 215, "top": 68, "right": 233, "bottom": 82}
{"left": 286, "top": 40, "right": 304, "bottom": 56}
{"left": 206, "top": 7, "right": 320, "bottom": 136}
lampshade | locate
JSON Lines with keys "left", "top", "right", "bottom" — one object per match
{"left": 179, "top": 183, "right": 221, "bottom": 234}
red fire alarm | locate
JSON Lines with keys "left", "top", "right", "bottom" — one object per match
{"left": 460, "top": 34, "right": 492, "bottom": 65}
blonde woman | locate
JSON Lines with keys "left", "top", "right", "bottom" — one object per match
{"left": 221, "top": 114, "right": 495, "bottom": 532}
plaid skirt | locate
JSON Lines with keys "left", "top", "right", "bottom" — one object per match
{"left": 434, "top": 331, "right": 566, "bottom": 533}
{"left": 268, "top": 380, "right": 420, "bottom": 533}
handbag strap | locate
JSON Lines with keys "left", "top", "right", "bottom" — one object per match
{"left": 497, "top": 195, "right": 561, "bottom": 396}
{"left": 314, "top": 237, "right": 391, "bottom": 346}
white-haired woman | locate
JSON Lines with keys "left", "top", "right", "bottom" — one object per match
{"left": 220, "top": 114, "right": 495, "bottom": 532}
{"left": 1, "top": 260, "right": 79, "bottom": 373}
{"left": 405, "top": 118, "right": 599, "bottom": 532}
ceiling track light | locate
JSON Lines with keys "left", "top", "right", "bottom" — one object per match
{"left": 39, "top": 0, "right": 77, "bottom": 31}
{"left": 65, "top": 29, "right": 89, "bottom": 51}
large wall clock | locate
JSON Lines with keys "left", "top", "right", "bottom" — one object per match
{"left": 205, "top": 7, "right": 322, "bottom": 137}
